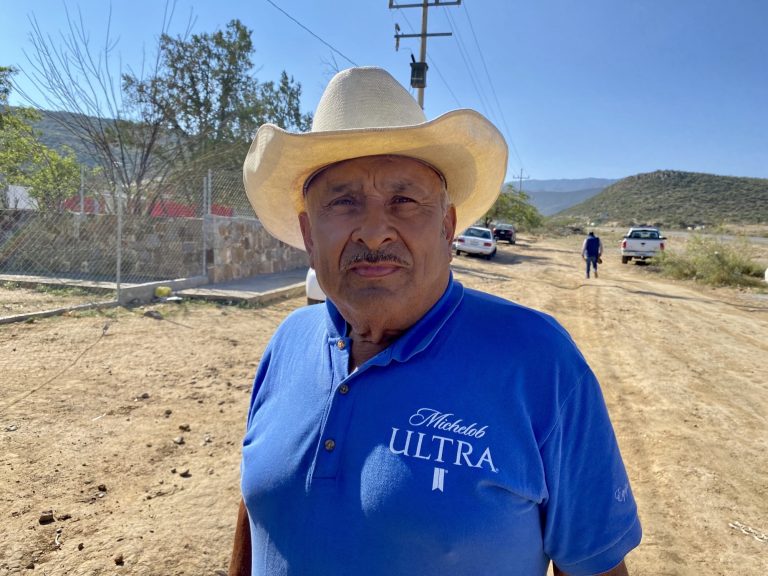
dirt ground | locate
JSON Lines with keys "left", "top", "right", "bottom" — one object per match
{"left": 1, "top": 234, "right": 767, "bottom": 575}
{"left": 0, "top": 284, "right": 115, "bottom": 318}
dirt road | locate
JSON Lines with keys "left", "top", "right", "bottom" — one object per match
{"left": 1, "top": 234, "right": 766, "bottom": 575}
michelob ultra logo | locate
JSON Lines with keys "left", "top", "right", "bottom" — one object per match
{"left": 388, "top": 408, "right": 498, "bottom": 491}
{"left": 408, "top": 407, "right": 488, "bottom": 438}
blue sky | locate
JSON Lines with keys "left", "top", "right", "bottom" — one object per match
{"left": 1, "top": 0, "right": 766, "bottom": 182}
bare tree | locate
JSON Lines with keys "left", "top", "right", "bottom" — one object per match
{"left": 14, "top": 6, "right": 314, "bottom": 217}
{"left": 13, "top": 2, "right": 188, "bottom": 214}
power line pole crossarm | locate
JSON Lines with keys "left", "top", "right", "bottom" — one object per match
{"left": 518, "top": 169, "right": 530, "bottom": 195}
{"left": 390, "top": 0, "right": 461, "bottom": 109}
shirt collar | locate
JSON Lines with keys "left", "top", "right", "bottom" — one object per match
{"left": 324, "top": 273, "right": 464, "bottom": 367}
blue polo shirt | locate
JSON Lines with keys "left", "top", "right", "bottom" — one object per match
{"left": 241, "top": 277, "right": 641, "bottom": 575}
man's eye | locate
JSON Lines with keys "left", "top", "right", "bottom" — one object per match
{"left": 392, "top": 196, "right": 416, "bottom": 204}
{"left": 328, "top": 197, "right": 355, "bottom": 207}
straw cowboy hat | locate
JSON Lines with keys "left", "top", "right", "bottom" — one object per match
{"left": 243, "top": 66, "right": 508, "bottom": 250}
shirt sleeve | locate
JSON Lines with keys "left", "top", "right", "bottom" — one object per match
{"left": 539, "top": 369, "right": 642, "bottom": 575}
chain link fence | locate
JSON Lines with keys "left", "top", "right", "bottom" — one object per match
{"left": 1, "top": 168, "right": 254, "bottom": 320}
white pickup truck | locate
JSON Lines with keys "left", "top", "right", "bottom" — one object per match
{"left": 620, "top": 227, "right": 666, "bottom": 264}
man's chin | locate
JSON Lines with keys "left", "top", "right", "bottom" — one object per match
{"left": 344, "top": 283, "right": 402, "bottom": 299}
{"left": 331, "top": 282, "right": 405, "bottom": 309}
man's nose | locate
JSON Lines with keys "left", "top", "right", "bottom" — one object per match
{"left": 351, "top": 202, "right": 396, "bottom": 250}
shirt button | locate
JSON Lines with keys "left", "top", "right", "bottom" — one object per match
{"left": 336, "top": 340, "right": 346, "bottom": 350}
{"left": 324, "top": 439, "right": 336, "bottom": 451}
{"left": 339, "top": 384, "right": 349, "bottom": 395}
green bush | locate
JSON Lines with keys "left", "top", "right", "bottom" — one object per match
{"left": 654, "top": 235, "right": 765, "bottom": 287}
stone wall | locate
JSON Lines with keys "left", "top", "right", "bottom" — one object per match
{"left": 0, "top": 210, "right": 307, "bottom": 284}
{"left": 122, "top": 216, "right": 205, "bottom": 280}
{"left": 204, "top": 216, "right": 308, "bottom": 283}
{"left": 0, "top": 211, "right": 207, "bottom": 282}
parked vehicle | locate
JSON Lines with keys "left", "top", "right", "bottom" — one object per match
{"left": 454, "top": 226, "right": 497, "bottom": 259}
{"left": 305, "top": 268, "right": 326, "bottom": 304}
{"left": 620, "top": 227, "right": 666, "bottom": 264}
{"left": 492, "top": 223, "right": 516, "bottom": 244}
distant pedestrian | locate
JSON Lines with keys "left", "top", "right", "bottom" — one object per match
{"left": 582, "top": 231, "right": 603, "bottom": 278}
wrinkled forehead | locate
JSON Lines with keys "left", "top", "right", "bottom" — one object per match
{"left": 303, "top": 154, "right": 446, "bottom": 196}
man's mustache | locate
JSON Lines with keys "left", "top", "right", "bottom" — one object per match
{"left": 341, "top": 250, "right": 410, "bottom": 270}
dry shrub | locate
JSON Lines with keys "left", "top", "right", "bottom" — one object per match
{"left": 655, "top": 235, "right": 765, "bottom": 287}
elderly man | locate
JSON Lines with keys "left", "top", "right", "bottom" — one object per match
{"left": 231, "top": 67, "right": 641, "bottom": 576}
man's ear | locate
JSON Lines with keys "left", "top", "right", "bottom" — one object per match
{"left": 442, "top": 204, "right": 457, "bottom": 242}
{"left": 298, "top": 212, "right": 315, "bottom": 268}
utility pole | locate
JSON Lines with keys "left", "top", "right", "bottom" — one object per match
{"left": 518, "top": 169, "right": 530, "bottom": 195}
{"left": 390, "top": 0, "right": 461, "bottom": 109}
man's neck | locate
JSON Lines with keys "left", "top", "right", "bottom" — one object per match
{"left": 347, "top": 322, "right": 404, "bottom": 369}
{"left": 335, "top": 273, "right": 451, "bottom": 369}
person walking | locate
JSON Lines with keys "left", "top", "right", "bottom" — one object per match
{"left": 582, "top": 231, "right": 603, "bottom": 278}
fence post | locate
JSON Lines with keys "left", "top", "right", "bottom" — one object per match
{"left": 116, "top": 183, "right": 122, "bottom": 301}
{"left": 202, "top": 175, "right": 208, "bottom": 277}
{"left": 207, "top": 169, "right": 212, "bottom": 215}
{"left": 79, "top": 165, "right": 85, "bottom": 215}
{"left": 74, "top": 164, "right": 85, "bottom": 240}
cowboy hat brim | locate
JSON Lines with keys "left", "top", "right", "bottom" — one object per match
{"left": 243, "top": 108, "right": 509, "bottom": 250}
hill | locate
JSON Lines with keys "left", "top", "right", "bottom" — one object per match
{"left": 33, "top": 110, "right": 104, "bottom": 167}
{"left": 522, "top": 177, "right": 618, "bottom": 194}
{"left": 515, "top": 178, "right": 618, "bottom": 215}
{"left": 558, "top": 170, "right": 768, "bottom": 226}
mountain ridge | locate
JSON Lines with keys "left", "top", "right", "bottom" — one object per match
{"left": 21, "top": 110, "right": 768, "bottom": 226}
{"left": 558, "top": 169, "right": 768, "bottom": 225}
{"left": 509, "top": 178, "right": 618, "bottom": 215}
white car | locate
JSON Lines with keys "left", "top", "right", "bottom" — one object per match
{"left": 305, "top": 268, "right": 326, "bottom": 304}
{"left": 454, "top": 226, "right": 497, "bottom": 259}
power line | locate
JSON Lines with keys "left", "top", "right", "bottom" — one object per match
{"left": 426, "top": 51, "right": 462, "bottom": 109}
{"left": 263, "top": 0, "right": 358, "bottom": 67}
{"left": 394, "top": 3, "right": 526, "bottom": 177}
{"left": 461, "top": 5, "right": 503, "bottom": 124}
{"left": 443, "top": 8, "right": 493, "bottom": 120}
{"left": 462, "top": 1, "right": 525, "bottom": 172}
